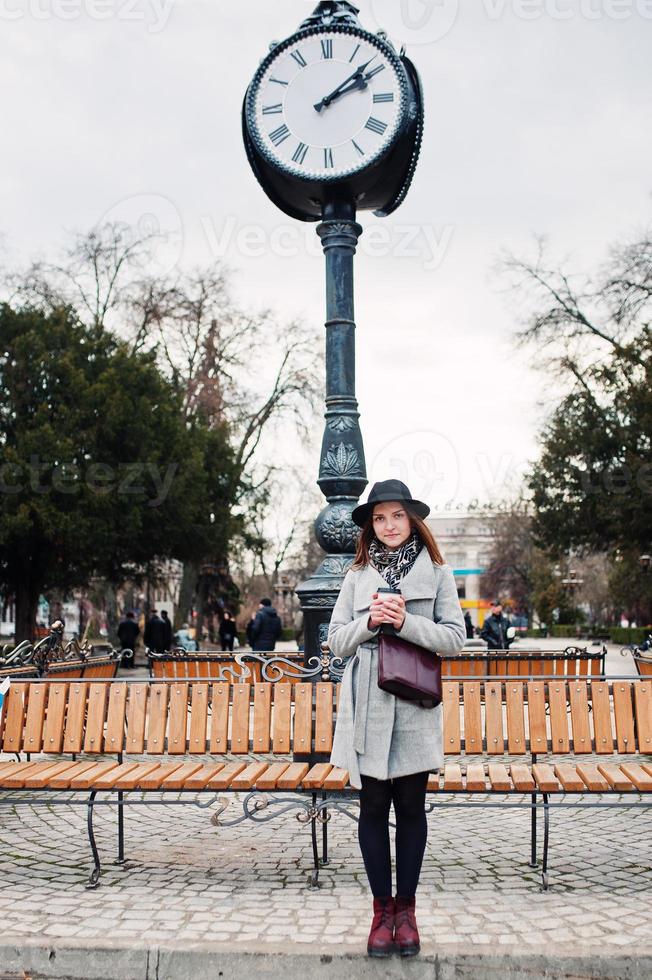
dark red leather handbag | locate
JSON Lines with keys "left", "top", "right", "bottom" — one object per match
{"left": 377, "top": 628, "right": 442, "bottom": 709}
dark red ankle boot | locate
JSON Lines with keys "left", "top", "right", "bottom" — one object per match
{"left": 367, "top": 896, "right": 396, "bottom": 958}
{"left": 394, "top": 895, "right": 420, "bottom": 957}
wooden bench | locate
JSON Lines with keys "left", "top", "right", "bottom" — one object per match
{"left": 1, "top": 674, "right": 651, "bottom": 891}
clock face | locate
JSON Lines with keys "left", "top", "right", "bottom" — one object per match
{"left": 247, "top": 29, "right": 406, "bottom": 181}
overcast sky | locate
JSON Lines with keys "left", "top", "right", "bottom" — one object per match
{"left": 2, "top": 0, "right": 651, "bottom": 515}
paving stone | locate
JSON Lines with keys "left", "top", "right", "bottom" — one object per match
{"left": 1, "top": 776, "right": 652, "bottom": 955}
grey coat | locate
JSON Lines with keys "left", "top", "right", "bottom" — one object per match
{"left": 328, "top": 548, "right": 466, "bottom": 789}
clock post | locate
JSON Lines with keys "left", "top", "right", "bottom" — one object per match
{"left": 295, "top": 198, "right": 367, "bottom": 665}
{"left": 241, "top": 0, "right": 424, "bottom": 668}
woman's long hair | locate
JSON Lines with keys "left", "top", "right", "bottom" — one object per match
{"left": 351, "top": 506, "right": 444, "bottom": 569}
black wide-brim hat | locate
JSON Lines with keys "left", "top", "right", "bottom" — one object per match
{"left": 351, "top": 479, "right": 430, "bottom": 528}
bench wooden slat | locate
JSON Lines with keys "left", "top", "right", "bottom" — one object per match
{"left": 121, "top": 763, "right": 166, "bottom": 790}
{"left": 527, "top": 682, "right": 548, "bottom": 752}
{"left": 210, "top": 683, "right": 229, "bottom": 752}
{"left": 488, "top": 762, "right": 511, "bottom": 791}
{"left": 125, "top": 683, "right": 148, "bottom": 754}
{"left": 443, "top": 683, "right": 461, "bottom": 754}
{"left": 255, "top": 762, "right": 291, "bottom": 790}
{"left": 568, "top": 681, "right": 591, "bottom": 753}
{"left": 548, "top": 682, "right": 569, "bottom": 753}
{"left": 443, "top": 763, "right": 463, "bottom": 791}
{"left": 591, "top": 682, "right": 614, "bottom": 754}
{"left": 426, "top": 773, "right": 440, "bottom": 791}
{"left": 293, "top": 683, "right": 312, "bottom": 755}
{"left": 147, "top": 684, "right": 169, "bottom": 754}
{"left": 168, "top": 683, "right": 189, "bottom": 754}
{"left": 575, "top": 763, "right": 610, "bottom": 791}
{"left": 462, "top": 683, "right": 482, "bottom": 753}
{"left": 619, "top": 763, "right": 652, "bottom": 791}
{"left": 633, "top": 682, "right": 652, "bottom": 753}
{"left": 597, "top": 763, "right": 634, "bottom": 792}
{"left": 105, "top": 684, "right": 128, "bottom": 752}
{"left": 230, "top": 683, "right": 251, "bottom": 754}
{"left": 183, "top": 764, "right": 226, "bottom": 790}
{"left": 554, "top": 763, "right": 585, "bottom": 792}
{"left": 510, "top": 763, "right": 535, "bottom": 792}
{"left": 231, "top": 761, "right": 269, "bottom": 790}
{"left": 189, "top": 683, "right": 209, "bottom": 754}
{"left": 276, "top": 763, "right": 310, "bottom": 789}
{"left": 272, "top": 684, "right": 292, "bottom": 753}
{"left": 302, "top": 763, "right": 333, "bottom": 789}
{"left": 70, "top": 761, "right": 119, "bottom": 789}
{"left": 84, "top": 684, "right": 108, "bottom": 753}
{"left": 485, "top": 682, "right": 504, "bottom": 754}
{"left": 2, "top": 761, "right": 54, "bottom": 788}
{"left": 46, "top": 760, "right": 99, "bottom": 789}
{"left": 532, "top": 763, "right": 559, "bottom": 792}
{"left": 322, "top": 767, "right": 349, "bottom": 791}
{"left": 160, "top": 762, "right": 203, "bottom": 790}
{"left": 315, "top": 684, "right": 334, "bottom": 753}
{"left": 465, "top": 762, "right": 486, "bottom": 792}
{"left": 208, "top": 762, "right": 247, "bottom": 790}
{"left": 42, "top": 683, "right": 68, "bottom": 753}
{"left": 252, "top": 683, "right": 272, "bottom": 754}
{"left": 93, "top": 762, "right": 140, "bottom": 789}
{"left": 23, "top": 684, "right": 47, "bottom": 753}
{"left": 505, "top": 683, "right": 526, "bottom": 755}
{"left": 25, "top": 760, "right": 80, "bottom": 789}
{"left": 613, "top": 681, "right": 635, "bottom": 753}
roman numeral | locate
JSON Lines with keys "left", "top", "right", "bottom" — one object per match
{"left": 373, "top": 92, "right": 394, "bottom": 103}
{"left": 270, "top": 77, "right": 288, "bottom": 86}
{"left": 292, "top": 142, "right": 308, "bottom": 164}
{"left": 269, "top": 123, "right": 290, "bottom": 146}
{"left": 321, "top": 39, "right": 333, "bottom": 59}
{"left": 324, "top": 147, "right": 334, "bottom": 168}
{"left": 262, "top": 104, "right": 283, "bottom": 115}
{"left": 291, "top": 49, "right": 307, "bottom": 68}
{"left": 349, "top": 43, "right": 360, "bottom": 63}
{"left": 365, "top": 116, "right": 387, "bottom": 136}
{"left": 352, "top": 139, "right": 365, "bottom": 156}
{"left": 366, "top": 63, "right": 386, "bottom": 79}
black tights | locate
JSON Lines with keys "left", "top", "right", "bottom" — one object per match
{"left": 358, "top": 771, "right": 429, "bottom": 898}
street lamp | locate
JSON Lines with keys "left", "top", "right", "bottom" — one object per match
{"left": 639, "top": 554, "right": 651, "bottom": 573}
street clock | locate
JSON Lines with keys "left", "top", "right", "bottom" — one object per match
{"left": 242, "top": 2, "right": 423, "bottom": 220}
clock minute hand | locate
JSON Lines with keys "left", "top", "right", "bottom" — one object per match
{"left": 314, "top": 55, "right": 377, "bottom": 112}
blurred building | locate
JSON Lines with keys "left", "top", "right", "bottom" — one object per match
{"left": 427, "top": 512, "right": 495, "bottom": 629}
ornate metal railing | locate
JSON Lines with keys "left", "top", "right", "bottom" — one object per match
{"left": 0, "top": 620, "right": 119, "bottom": 676}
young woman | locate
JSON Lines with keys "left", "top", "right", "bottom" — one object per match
{"left": 328, "top": 479, "right": 466, "bottom": 958}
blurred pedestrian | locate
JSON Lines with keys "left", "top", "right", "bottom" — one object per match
{"left": 117, "top": 611, "right": 140, "bottom": 668}
{"left": 219, "top": 612, "right": 237, "bottom": 652}
{"left": 480, "top": 600, "right": 513, "bottom": 650}
{"left": 463, "top": 610, "right": 474, "bottom": 640}
{"left": 250, "top": 598, "right": 282, "bottom": 652}
{"left": 175, "top": 623, "right": 196, "bottom": 652}
{"left": 160, "top": 609, "right": 173, "bottom": 651}
{"left": 245, "top": 616, "right": 256, "bottom": 648}
{"left": 144, "top": 610, "right": 166, "bottom": 654}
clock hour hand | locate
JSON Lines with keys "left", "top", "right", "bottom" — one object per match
{"left": 313, "top": 55, "right": 377, "bottom": 112}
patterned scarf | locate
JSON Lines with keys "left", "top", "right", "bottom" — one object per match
{"left": 369, "top": 530, "right": 422, "bottom": 590}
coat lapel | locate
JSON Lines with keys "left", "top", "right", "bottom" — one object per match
{"left": 397, "top": 547, "right": 439, "bottom": 601}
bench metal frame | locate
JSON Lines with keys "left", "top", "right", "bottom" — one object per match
{"left": 1, "top": 670, "right": 650, "bottom": 893}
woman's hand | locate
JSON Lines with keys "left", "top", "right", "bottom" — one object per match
{"left": 368, "top": 593, "right": 406, "bottom": 631}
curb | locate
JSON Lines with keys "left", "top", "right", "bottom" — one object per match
{"left": 2, "top": 939, "right": 652, "bottom": 980}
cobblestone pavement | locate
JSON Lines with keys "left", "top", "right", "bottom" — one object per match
{"left": 1, "top": 780, "right": 651, "bottom": 956}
